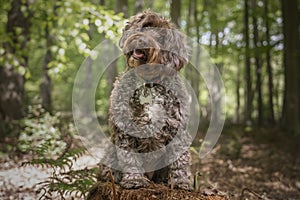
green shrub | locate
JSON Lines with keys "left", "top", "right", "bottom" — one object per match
{"left": 19, "top": 105, "right": 98, "bottom": 199}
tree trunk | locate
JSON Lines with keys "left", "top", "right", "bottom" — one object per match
{"left": 252, "top": 0, "right": 263, "bottom": 126}
{"left": 41, "top": 23, "right": 52, "bottom": 112}
{"left": 170, "top": 0, "right": 181, "bottom": 28}
{"left": 134, "top": 0, "right": 144, "bottom": 14}
{"left": 192, "top": 0, "right": 200, "bottom": 102}
{"left": 105, "top": 0, "right": 129, "bottom": 95}
{"left": 264, "top": 0, "right": 275, "bottom": 124}
{"left": 236, "top": 58, "right": 241, "bottom": 124}
{"left": 298, "top": 0, "right": 300, "bottom": 121}
{"left": 106, "top": 47, "right": 119, "bottom": 95}
{"left": 184, "top": 0, "right": 193, "bottom": 84}
{"left": 186, "top": 0, "right": 193, "bottom": 35}
{"left": 244, "top": 0, "right": 252, "bottom": 125}
{"left": 99, "top": 0, "right": 105, "bottom": 6}
{"left": 116, "top": 0, "right": 129, "bottom": 18}
{"left": 82, "top": 21, "right": 96, "bottom": 116}
{"left": 185, "top": 0, "right": 201, "bottom": 105}
{"left": 147, "top": 0, "right": 153, "bottom": 9}
{"left": 40, "top": 2, "right": 59, "bottom": 112}
{"left": 281, "top": 0, "right": 300, "bottom": 135}
{"left": 0, "top": 0, "right": 31, "bottom": 122}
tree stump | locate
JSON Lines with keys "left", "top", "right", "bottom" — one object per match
{"left": 87, "top": 182, "right": 227, "bottom": 200}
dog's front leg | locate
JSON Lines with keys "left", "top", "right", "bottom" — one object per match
{"left": 120, "top": 172, "right": 151, "bottom": 189}
{"left": 169, "top": 150, "right": 193, "bottom": 190}
{"left": 116, "top": 137, "right": 151, "bottom": 189}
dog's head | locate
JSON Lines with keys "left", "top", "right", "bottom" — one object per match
{"left": 119, "top": 10, "right": 188, "bottom": 75}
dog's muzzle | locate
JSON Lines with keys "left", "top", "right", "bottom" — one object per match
{"left": 123, "top": 32, "right": 161, "bottom": 68}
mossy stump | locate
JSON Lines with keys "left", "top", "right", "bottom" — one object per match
{"left": 87, "top": 182, "right": 227, "bottom": 200}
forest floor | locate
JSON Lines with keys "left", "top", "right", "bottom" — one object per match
{"left": 192, "top": 126, "right": 300, "bottom": 200}
{"left": 0, "top": 126, "right": 300, "bottom": 199}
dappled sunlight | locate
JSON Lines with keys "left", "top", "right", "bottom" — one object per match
{"left": 1, "top": 0, "right": 300, "bottom": 199}
{"left": 191, "top": 129, "right": 300, "bottom": 199}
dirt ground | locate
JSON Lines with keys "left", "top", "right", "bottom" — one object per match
{"left": 192, "top": 127, "right": 300, "bottom": 200}
{"left": 0, "top": 127, "right": 300, "bottom": 199}
{"left": 87, "top": 182, "right": 227, "bottom": 200}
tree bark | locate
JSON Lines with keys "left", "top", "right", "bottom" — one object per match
{"left": 184, "top": 0, "right": 193, "bottom": 83}
{"left": 147, "top": 0, "right": 153, "bottom": 9}
{"left": 236, "top": 58, "right": 241, "bottom": 124}
{"left": 99, "top": 0, "right": 105, "bottom": 6}
{"left": 106, "top": 47, "right": 118, "bottom": 95}
{"left": 252, "top": 0, "right": 263, "bottom": 125}
{"left": 105, "top": 0, "right": 129, "bottom": 95}
{"left": 0, "top": 0, "right": 31, "bottom": 122}
{"left": 134, "top": 0, "right": 144, "bottom": 14}
{"left": 170, "top": 0, "right": 181, "bottom": 28}
{"left": 281, "top": 0, "right": 300, "bottom": 135}
{"left": 41, "top": 23, "right": 52, "bottom": 112}
{"left": 41, "top": 2, "right": 60, "bottom": 112}
{"left": 116, "top": 0, "right": 129, "bottom": 18}
{"left": 298, "top": 0, "right": 300, "bottom": 121}
{"left": 185, "top": 0, "right": 202, "bottom": 107}
{"left": 244, "top": 0, "right": 252, "bottom": 125}
{"left": 191, "top": 0, "right": 201, "bottom": 98}
{"left": 264, "top": 0, "right": 275, "bottom": 124}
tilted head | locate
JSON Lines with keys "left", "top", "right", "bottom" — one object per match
{"left": 119, "top": 10, "right": 188, "bottom": 76}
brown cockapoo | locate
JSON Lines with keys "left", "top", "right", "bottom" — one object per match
{"left": 98, "top": 10, "right": 193, "bottom": 191}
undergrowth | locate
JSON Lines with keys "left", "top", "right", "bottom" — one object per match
{"left": 19, "top": 105, "right": 98, "bottom": 199}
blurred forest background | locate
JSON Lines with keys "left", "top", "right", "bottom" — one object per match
{"left": 0, "top": 0, "right": 300, "bottom": 199}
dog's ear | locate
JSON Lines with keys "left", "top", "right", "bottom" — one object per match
{"left": 162, "top": 29, "right": 189, "bottom": 72}
{"left": 119, "top": 30, "right": 128, "bottom": 50}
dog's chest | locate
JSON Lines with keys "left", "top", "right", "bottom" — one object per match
{"left": 130, "top": 84, "right": 167, "bottom": 126}
{"left": 110, "top": 74, "right": 187, "bottom": 152}
{"left": 129, "top": 83, "right": 180, "bottom": 140}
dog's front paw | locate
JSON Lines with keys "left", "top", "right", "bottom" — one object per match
{"left": 120, "top": 173, "right": 150, "bottom": 189}
{"left": 173, "top": 181, "right": 193, "bottom": 191}
{"left": 169, "top": 176, "right": 193, "bottom": 191}
{"left": 97, "top": 164, "right": 111, "bottom": 182}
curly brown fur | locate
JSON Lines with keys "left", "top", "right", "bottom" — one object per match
{"left": 98, "top": 10, "right": 192, "bottom": 191}
{"left": 120, "top": 10, "right": 188, "bottom": 73}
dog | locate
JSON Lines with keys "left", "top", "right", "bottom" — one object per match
{"left": 98, "top": 10, "right": 192, "bottom": 191}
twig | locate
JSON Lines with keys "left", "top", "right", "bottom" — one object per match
{"left": 240, "top": 188, "right": 267, "bottom": 200}
{"left": 109, "top": 170, "right": 117, "bottom": 200}
{"left": 167, "top": 172, "right": 174, "bottom": 199}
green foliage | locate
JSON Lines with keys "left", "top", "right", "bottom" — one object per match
{"left": 45, "top": 2, "right": 124, "bottom": 111}
{"left": 28, "top": 0, "right": 125, "bottom": 76}
{"left": 37, "top": 167, "right": 98, "bottom": 199}
{"left": 0, "top": 0, "right": 125, "bottom": 111}
{"left": 20, "top": 105, "right": 98, "bottom": 199}
{"left": 18, "top": 105, "right": 66, "bottom": 158}
{"left": 1, "top": 0, "right": 288, "bottom": 123}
